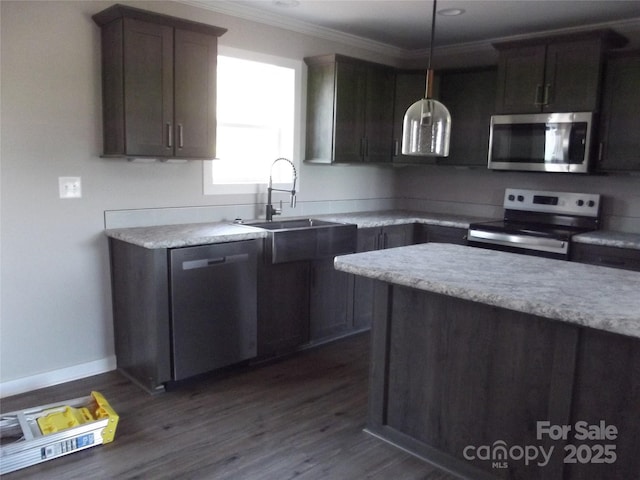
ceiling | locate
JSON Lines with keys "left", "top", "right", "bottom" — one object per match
{"left": 184, "top": 0, "right": 640, "bottom": 54}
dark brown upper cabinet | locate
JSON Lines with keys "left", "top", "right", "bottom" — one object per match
{"left": 597, "top": 51, "right": 640, "bottom": 171}
{"left": 304, "top": 54, "right": 395, "bottom": 164}
{"left": 392, "top": 67, "right": 497, "bottom": 167}
{"left": 435, "top": 67, "right": 497, "bottom": 167}
{"left": 493, "top": 30, "right": 627, "bottom": 114}
{"left": 391, "top": 71, "right": 437, "bottom": 165}
{"left": 93, "top": 5, "right": 226, "bottom": 159}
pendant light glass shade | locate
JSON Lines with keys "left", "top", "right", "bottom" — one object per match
{"left": 401, "top": 0, "right": 451, "bottom": 157}
{"left": 401, "top": 97, "right": 451, "bottom": 156}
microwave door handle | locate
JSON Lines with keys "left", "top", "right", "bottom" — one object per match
{"left": 545, "top": 125, "right": 563, "bottom": 165}
{"left": 563, "top": 125, "right": 571, "bottom": 172}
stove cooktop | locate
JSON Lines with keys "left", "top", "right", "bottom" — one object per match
{"left": 468, "top": 220, "right": 592, "bottom": 241}
{"left": 467, "top": 189, "right": 601, "bottom": 259}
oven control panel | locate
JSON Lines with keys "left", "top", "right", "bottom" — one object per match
{"left": 504, "top": 188, "right": 600, "bottom": 217}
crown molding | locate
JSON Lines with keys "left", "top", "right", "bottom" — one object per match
{"left": 177, "top": 1, "right": 640, "bottom": 62}
{"left": 177, "top": 0, "right": 408, "bottom": 58}
{"left": 401, "top": 16, "right": 640, "bottom": 63}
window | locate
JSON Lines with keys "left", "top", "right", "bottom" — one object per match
{"left": 203, "top": 47, "right": 302, "bottom": 195}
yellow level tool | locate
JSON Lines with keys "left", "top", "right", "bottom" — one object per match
{"left": 0, "top": 391, "right": 119, "bottom": 475}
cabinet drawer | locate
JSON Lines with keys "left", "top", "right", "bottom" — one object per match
{"left": 571, "top": 243, "right": 640, "bottom": 272}
{"left": 418, "top": 225, "right": 467, "bottom": 245}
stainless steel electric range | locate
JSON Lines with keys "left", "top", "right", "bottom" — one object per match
{"left": 468, "top": 188, "right": 601, "bottom": 259}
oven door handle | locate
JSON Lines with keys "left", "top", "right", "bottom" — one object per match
{"left": 468, "top": 229, "right": 568, "bottom": 253}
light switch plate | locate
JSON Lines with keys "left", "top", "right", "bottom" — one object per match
{"left": 59, "top": 177, "right": 82, "bottom": 199}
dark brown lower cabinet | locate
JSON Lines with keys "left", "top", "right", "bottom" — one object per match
{"left": 571, "top": 242, "right": 640, "bottom": 272}
{"left": 257, "top": 256, "right": 356, "bottom": 356}
{"left": 353, "top": 224, "right": 415, "bottom": 330}
{"left": 109, "top": 239, "right": 171, "bottom": 392}
{"left": 368, "top": 282, "right": 639, "bottom": 480}
{"left": 309, "top": 259, "right": 354, "bottom": 342}
{"left": 257, "top": 260, "right": 310, "bottom": 357}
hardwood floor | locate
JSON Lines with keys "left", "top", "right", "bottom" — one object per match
{"left": 1, "top": 333, "right": 458, "bottom": 479}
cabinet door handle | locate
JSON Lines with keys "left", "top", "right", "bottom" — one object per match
{"left": 598, "top": 142, "right": 604, "bottom": 162}
{"left": 178, "top": 124, "right": 184, "bottom": 149}
{"left": 394, "top": 140, "right": 399, "bottom": 156}
{"left": 360, "top": 137, "right": 366, "bottom": 159}
{"left": 166, "top": 122, "right": 173, "bottom": 148}
{"left": 383, "top": 232, "right": 388, "bottom": 249}
{"left": 543, "top": 84, "right": 551, "bottom": 106}
{"left": 534, "top": 84, "right": 543, "bottom": 106}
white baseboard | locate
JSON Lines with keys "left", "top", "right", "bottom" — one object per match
{"left": 0, "top": 356, "right": 117, "bottom": 399}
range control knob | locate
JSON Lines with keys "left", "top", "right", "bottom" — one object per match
{"left": 508, "top": 194, "right": 515, "bottom": 201}
{"left": 577, "top": 199, "right": 585, "bottom": 206}
{"left": 588, "top": 200, "right": 596, "bottom": 207}
{"left": 517, "top": 195, "right": 524, "bottom": 202}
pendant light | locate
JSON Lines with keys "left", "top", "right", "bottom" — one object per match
{"left": 401, "top": 0, "right": 451, "bottom": 157}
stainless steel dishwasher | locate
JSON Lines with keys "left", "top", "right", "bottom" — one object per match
{"left": 169, "top": 240, "right": 259, "bottom": 380}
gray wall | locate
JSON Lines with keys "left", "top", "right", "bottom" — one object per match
{"left": 0, "top": 0, "right": 399, "bottom": 395}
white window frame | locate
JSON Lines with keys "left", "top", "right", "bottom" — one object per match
{"left": 203, "top": 46, "right": 304, "bottom": 195}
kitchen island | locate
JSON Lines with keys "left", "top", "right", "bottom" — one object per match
{"left": 335, "top": 243, "right": 639, "bottom": 480}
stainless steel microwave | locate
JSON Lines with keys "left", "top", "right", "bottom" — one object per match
{"left": 488, "top": 112, "right": 594, "bottom": 173}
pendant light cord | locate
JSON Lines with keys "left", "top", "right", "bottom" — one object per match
{"left": 425, "top": 0, "right": 438, "bottom": 98}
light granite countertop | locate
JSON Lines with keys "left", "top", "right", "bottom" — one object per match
{"left": 313, "top": 210, "right": 491, "bottom": 229}
{"left": 104, "top": 210, "right": 490, "bottom": 249}
{"left": 334, "top": 243, "right": 640, "bottom": 339}
{"left": 573, "top": 230, "right": 640, "bottom": 250}
{"left": 104, "top": 209, "right": 640, "bottom": 250}
{"left": 105, "top": 222, "right": 267, "bottom": 249}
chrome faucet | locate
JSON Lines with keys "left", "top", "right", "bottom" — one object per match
{"left": 266, "top": 158, "right": 297, "bottom": 221}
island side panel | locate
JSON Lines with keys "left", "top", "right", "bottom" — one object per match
{"left": 564, "top": 329, "right": 640, "bottom": 480}
{"left": 367, "top": 281, "right": 394, "bottom": 431}
{"left": 368, "top": 282, "right": 579, "bottom": 479}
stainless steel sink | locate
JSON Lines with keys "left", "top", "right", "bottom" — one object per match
{"left": 243, "top": 218, "right": 357, "bottom": 263}
{"left": 247, "top": 218, "right": 340, "bottom": 231}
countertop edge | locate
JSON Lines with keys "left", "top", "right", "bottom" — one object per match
{"left": 572, "top": 231, "right": 640, "bottom": 250}
{"left": 334, "top": 244, "right": 640, "bottom": 339}
{"left": 105, "top": 225, "right": 267, "bottom": 249}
